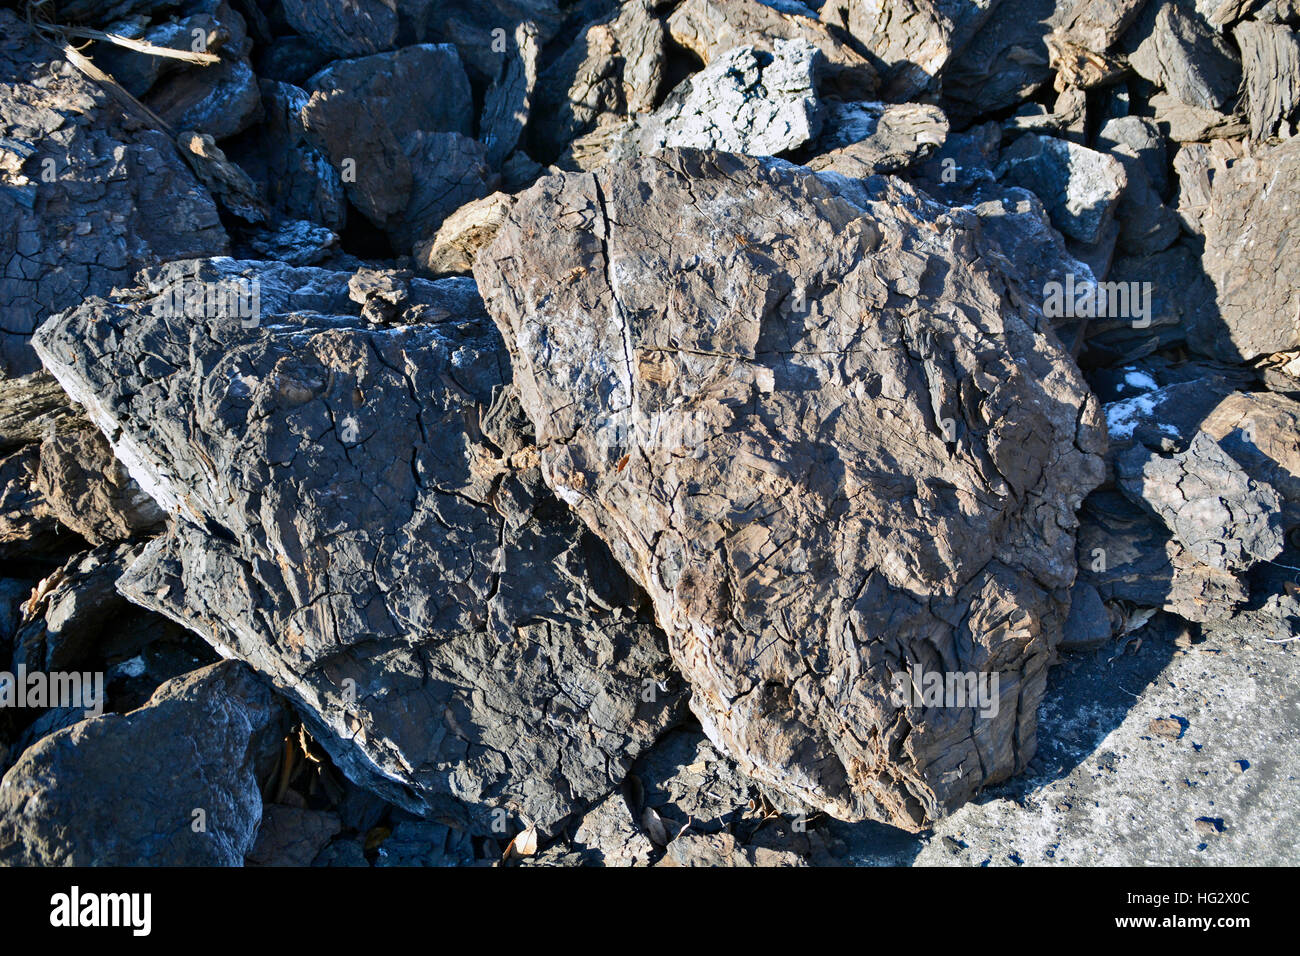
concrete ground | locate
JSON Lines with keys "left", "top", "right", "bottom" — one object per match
{"left": 821, "top": 579, "right": 1300, "bottom": 866}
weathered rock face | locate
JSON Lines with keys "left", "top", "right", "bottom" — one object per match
{"left": 0, "top": 661, "right": 285, "bottom": 866}
{"left": 996, "top": 134, "right": 1127, "bottom": 245}
{"left": 414, "top": 192, "right": 515, "bottom": 276}
{"left": 480, "top": 21, "right": 540, "bottom": 169}
{"left": 804, "top": 101, "right": 948, "bottom": 177}
{"left": 1193, "top": 135, "right": 1300, "bottom": 361}
{"left": 1202, "top": 390, "right": 1300, "bottom": 523}
{"left": 418, "top": 0, "right": 566, "bottom": 80}
{"left": 140, "top": 3, "right": 263, "bottom": 140}
{"left": 12, "top": 542, "right": 144, "bottom": 674}
{"left": 532, "top": 0, "right": 666, "bottom": 162}
{"left": 941, "top": 0, "right": 1146, "bottom": 123}
{"left": 35, "top": 421, "right": 166, "bottom": 546}
{"left": 0, "top": 9, "right": 228, "bottom": 377}
{"left": 1076, "top": 489, "right": 1250, "bottom": 623}
{"left": 0, "top": 373, "right": 75, "bottom": 453}
{"left": 299, "top": 44, "right": 490, "bottom": 251}
{"left": 819, "top": 0, "right": 1000, "bottom": 101}
{"left": 0, "top": 445, "right": 62, "bottom": 561}
{"left": 474, "top": 149, "right": 1106, "bottom": 830}
{"left": 280, "top": 0, "right": 400, "bottom": 59}
{"left": 238, "top": 80, "right": 348, "bottom": 232}
{"left": 1130, "top": 4, "right": 1242, "bottom": 113}
{"left": 1085, "top": 359, "right": 1286, "bottom": 624}
{"left": 1235, "top": 20, "right": 1300, "bottom": 140}
{"left": 89, "top": 0, "right": 246, "bottom": 98}
{"left": 1117, "top": 432, "right": 1285, "bottom": 573}
{"left": 34, "top": 258, "right": 684, "bottom": 837}
{"left": 565, "top": 40, "right": 823, "bottom": 170}
{"left": 247, "top": 805, "right": 343, "bottom": 866}
{"left": 667, "top": 0, "right": 879, "bottom": 99}
{"left": 526, "top": 725, "right": 850, "bottom": 866}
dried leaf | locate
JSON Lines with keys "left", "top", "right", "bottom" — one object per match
{"left": 502, "top": 824, "right": 539, "bottom": 861}
{"left": 641, "top": 806, "right": 668, "bottom": 846}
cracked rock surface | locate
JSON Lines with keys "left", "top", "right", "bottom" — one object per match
{"left": 1193, "top": 136, "right": 1300, "bottom": 361}
{"left": 667, "top": 0, "right": 879, "bottom": 100}
{"left": 820, "top": 0, "right": 1001, "bottom": 101}
{"left": 475, "top": 148, "right": 1106, "bottom": 830}
{"left": 565, "top": 40, "right": 823, "bottom": 169}
{"left": 33, "top": 257, "right": 684, "bottom": 837}
{"left": 0, "top": 9, "right": 228, "bottom": 377}
{"left": 1116, "top": 432, "right": 1285, "bottom": 574}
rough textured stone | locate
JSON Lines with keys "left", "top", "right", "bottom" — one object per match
{"left": 1046, "top": 32, "right": 1129, "bottom": 92}
{"left": 300, "top": 45, "right": 483, "bottom": 249}
{"left": 668, "top": 0, "right": 878, "bottom": 99}
{"left": 1117, "top": 431, "right": 1285, "bottom": 574}
{"left": 480, "top": 22, "right": 540, "bottom": 169}
{"left": 996, "top": 134, "right": 1127, "bottom": 244}
{"left": 243, "top": 219, "right": 339, "bottom": 267}
{"left": 0, "top": 373, "right": 75, "bottom": 453}
{"left": 1210, "top": 0, "right": 1300, "bottom": 26}
{"left": 942, "top": 0, "right": 1146, "bottom": 122}
{"left": 280, "top": 0, "right": 399, "bottom": 58}
{"left": 1149, "top": 91, "right": 1249, "bottom": 142}
{"left": 913, "top": 604, "right": 1300, "bottom": 865}
{"left": 662, "top": 829, "right": 807, "bottom": 865}
{"left": 960, "top": 186, "right": 1099, "bottom": 346}
{"left": 820, "top": 0, "right": 1001, "bottom": 100}
{"left": 908, "top": 120, "right": 1003, "bottom": 203}
{"left": 1193, "top": 136, "right": 1300, "bottom": 361}
{"left": 1082, "top": 244, "right": 1215, "bottom": 365}
{"left": 34, "top": 258, "right": 685, "bottom": 837}
{"left": 1106, "top": 143, "right": 1180, "bottom": 256}
{"left": 89, "top": 1, "right": 245, "bottom": 98}
{"left": 239, "top": 80, "right": 347, "bottom": 232}
{"left": 35, "top": 420, "right": 165, "bottom": 545}
{"left": 565, "top": 41, "right": 823, "bottom": 170}
{"left": 371, "top": 818, "right": 481, "bottom": 866}
{"left": 0, "top": 660, "right": 286, "bottom": 866}
{"left": 805, "top": 102, "right": 948, "bottom": 176}
{"left": 1130, "top": 4, "right": 1241, "bottom": 112}
{"left": 475, "top": 149, "right": 1106, "bottom": 830}
{"left": 177, "top": 131, "right": 267, "bottom": 223}
{"left": 247, "top": 806, "right": 343, "bottom": 866}
{"left": 1098, "top": 364, "right": 1251, "bottom": 458}
{"left": 12, "top": 542, "right": 142, "bottom": 673}
{"left": 1096, "top": 116, "right": 1168, "bottom": 195}
{"left": 532, "top": 0, "right": 666, "bottom": 161}
{"left": 940, "top": 0, "right": 1056, "bottom": 122}
{"left": 1059, "top": 579, "right": 1112, "bottom": 650}
{"left": 527, "top": 724, "right": 868, "bottom": 866}
{"left": 0, "top": 9, "right": 228, "bottom": 376}
{"left": 419, "top": 0, "right": 566, "bottom": 80}
{"left": 414, "top": 192, "right": 515, "bottom": 276}
{"left": 396, "top": 132, "right": 498, "bottom": 252}
{"left": 1055, "top": 0, "right": 1153, "bottom": 52}
{"left": 1235, "top": 20, "right": 1300, "bottom": 140}
{"left": 1003, "top": 87, "right": 1090, "bottom": 142}
{"left": 1201, "top": 390, "right": 1300, "bottom": 523}
{"left": 305, "top": 44, "right": 474, "bottom": 144}
{"left": 143, "top": 51, "right": 262, "bottom": 141}
{"left": 0, "top": 445, "right": 62, "bottom": 561}
{"left": 1076, "top": 489, "right": 1249, "bottom": 622}
{"left": 1173, "top": 141, "right": 1235, "bottom": 236}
